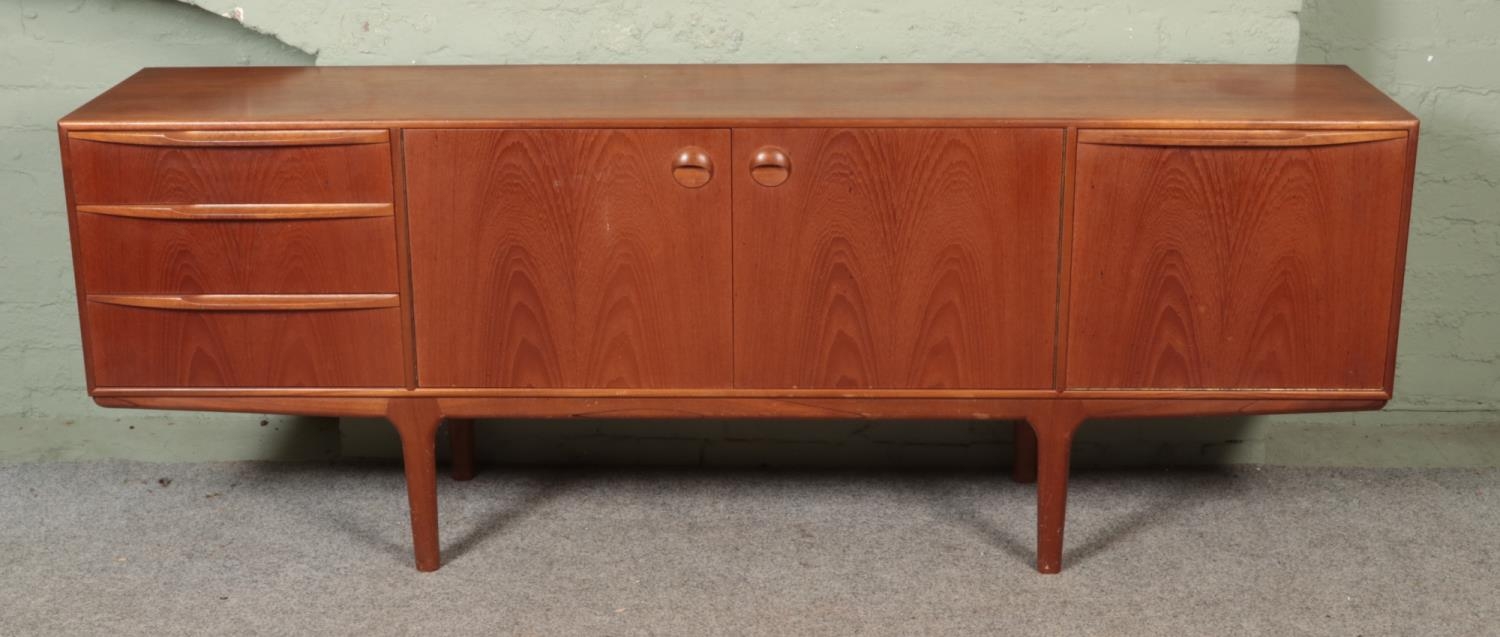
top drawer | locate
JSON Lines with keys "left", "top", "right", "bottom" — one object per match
{"left": 67, "top": 130, "right": 394, "bottom": 204}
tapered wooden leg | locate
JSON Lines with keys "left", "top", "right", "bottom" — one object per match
{"left": 1011, "top": 420, "right": 1038, "bottom": 483}
{"left": 387, "top": 399, "right": 444, "bottom": 572}
{"left": 448, "top": 419, "right": 476, "bottom": 481}
{"left": 1029, "top": 406, "right": 1085, "bottom": 574}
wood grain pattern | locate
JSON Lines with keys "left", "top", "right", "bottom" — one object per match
{"left": 69, "top": 129, "right": 387, "bottom": 147}
{"left": 88, "top": 294, "right": 399, "bottom": 311}
{"left": 59, "top": 65, "right": 1417, "bottom": 130}
{"left": 1066, "top": 135, "right": 1408, "bottom": 390}
{"left": 733, "top": 128, "right": 1063, "bottom": 389}
{"left": 86, "top": 303, "right": 404, "bottom": 387}
{"left": 78, "top": 215, "right": 399, "bottom": 294}
{"left": 76, "top": 203, "right": 392, "bottom": 220}
{"left": 68, "top": 136, "right": 393, "bottom": 204}
{"left": 1077, "top": 129, "right": 1406, "bottom": 147}
{"left": 404, "top": 129, "right": 732, "bottom": 388}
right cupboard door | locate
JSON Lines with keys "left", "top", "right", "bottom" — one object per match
{"left": 1066, "top": 130, "right": 1411, "bottom": 391}
{"left": 733, "top": 128, "right": 1064, "bottom": 389}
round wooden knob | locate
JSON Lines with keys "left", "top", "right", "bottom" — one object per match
{"left": 750, "top": 146, "right": 790, "bottom": 187}
{"left": 672, "top": 147, "right": 714, "bottom": 188}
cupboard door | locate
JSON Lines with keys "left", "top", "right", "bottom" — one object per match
{"left": 733, "top": 128, "right": 1064, "bottom": 389}
{"left": 405, "top": 129, "right": 732, "bottom": 388}
{"left": 1066, "top": 131, "right": 1410, "bottom": 390}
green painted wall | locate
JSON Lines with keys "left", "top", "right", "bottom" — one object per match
{"left": 1, "top": 0, "right": 1495, "bottom": 466}
{"left": 0, "top": 0, "right": 330, "bottom": 461}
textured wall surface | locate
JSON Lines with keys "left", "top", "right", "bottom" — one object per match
{"left": 177, "top": 0, "right": 1300, "bottom": 65}
{"left": 3, "top": 0, "right": 1496, "bottom": 466}
{"left": 1301, "top": 0, "right": 1500, "bottom": 414}
{"left": 0, "top": 0, "right": 325, "bottom": 461}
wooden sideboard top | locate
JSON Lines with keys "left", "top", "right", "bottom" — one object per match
{"left": 59, "top": 64, "right": 1416, "bottom": 130}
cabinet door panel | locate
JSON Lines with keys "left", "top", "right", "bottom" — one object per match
{"left": 405, "top": 129, "right": 732, "bottom": 388}
{"left": 733, "top": 128, "right": 1064, "bottom": 389}
{"left": 1066, "top": 135, "right": 1409, "bottom": 390}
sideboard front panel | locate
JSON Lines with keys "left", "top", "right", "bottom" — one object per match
{"left": 1066, "top": 133, "right": 1409, "bottom": 390}
{"left": 732, "top": 128, "right": 1064, "bottom": 389}
{"left": 405, "top": 129, "right": 734, "bottom": 388}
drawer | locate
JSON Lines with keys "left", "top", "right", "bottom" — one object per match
{"left": 67, "top": 130, "right": 393, "bottom": 204}
{"left": 76, "top": 206, "right": 399, "bottom": 294}
{"left": 85, "top": 296, "right": 405, "bottom": 387}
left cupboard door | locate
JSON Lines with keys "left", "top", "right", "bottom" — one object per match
{"left": 404, "top": 129, "right": 733, "bottom": 388}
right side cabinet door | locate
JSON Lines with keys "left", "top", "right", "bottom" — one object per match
{"left": 733, "top": 128, "right": 1064, "bottom": 389}
{"left": 1066, "top": 131, "right": 1411, "bottom": 391}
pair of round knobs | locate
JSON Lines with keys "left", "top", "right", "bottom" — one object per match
{"left": 672, "top": 146, "right": 789, "bottom": 188}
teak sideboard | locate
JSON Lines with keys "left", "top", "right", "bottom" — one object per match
{"left": 57, "top": 64, "right": 1419, "bottom": 573}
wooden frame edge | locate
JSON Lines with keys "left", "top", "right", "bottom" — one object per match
{"left": 92, "top": 394, "right": 1386, "bottom": 421}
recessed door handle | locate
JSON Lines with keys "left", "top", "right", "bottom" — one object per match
{"left": 672, "top": 147, "right": 714, "bottom": 188}
{"left": 750, "top": 146, "right": 791, "bottom": 187}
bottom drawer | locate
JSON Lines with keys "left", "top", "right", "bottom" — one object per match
{"left": 86, "top": 301, "right": 405, "bottom": 387}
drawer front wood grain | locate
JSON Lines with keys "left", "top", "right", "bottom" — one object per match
{"left": 86, "top": 303, "right": 404, "bottom": 387}
{"left": 67, "top": 132, "right": 393, "bottom": 204}
{"left": 404, "top": 129, "right": 733, "bottom": 388}
{"left": 77, "top": 213, "right": 400, "bottom": 294}
{"left": 1066, "top": 134, "right": 1409, "bottom": 390}
{"left": 733, "top": 128, "right": 1065, "bottom": 389}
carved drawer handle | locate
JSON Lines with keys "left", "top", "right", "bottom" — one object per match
{"left": 75, "top": 203, "right": 394, "bottom": 221}
{"left": 88, "top": 294, "right": 400, "bottom": 311}
{"left": 671, "top": 147, "right": 714, "bottom": 188}
{"left": 70, "top": 130, "right": 389, "bottom": 147}
{"left": 749, "top": 146, "right": 791, "bottom": 187}
{"left": 1077, "top": 129, "right": 1407, "bottom": 148}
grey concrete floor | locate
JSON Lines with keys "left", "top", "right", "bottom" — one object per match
{"left": 1, "top": 461, "right": 1496, "bottom": 635}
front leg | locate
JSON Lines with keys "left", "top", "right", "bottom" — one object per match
{"left": 1027, "top": 405, "right": 1085, "bottom": 574}
{"left": 387, "top": 399, "right": 445, "bottom": 571}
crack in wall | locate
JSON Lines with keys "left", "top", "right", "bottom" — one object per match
{"left": 175, "top": 1, "right": 318, "bottom": 61}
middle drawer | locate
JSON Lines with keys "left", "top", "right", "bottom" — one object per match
{"left": 76, "top": 208, "right": 400, "bottom": 294}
